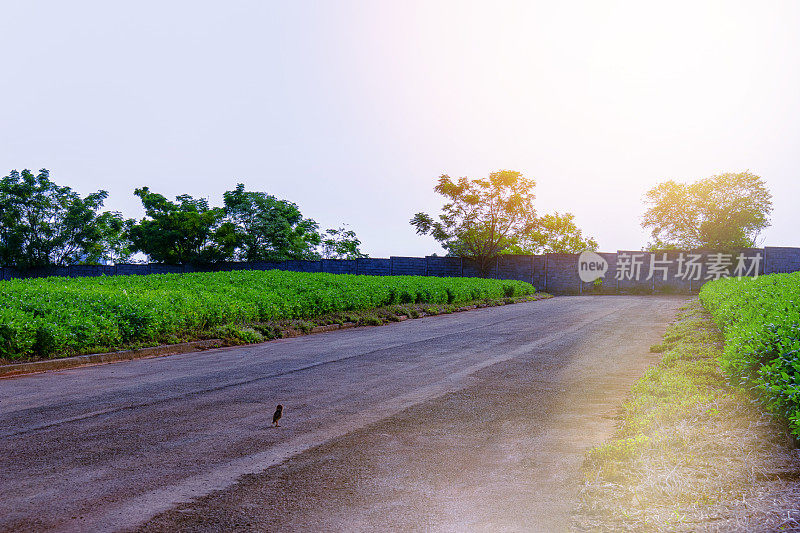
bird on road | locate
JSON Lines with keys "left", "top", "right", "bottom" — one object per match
{"left": 272, "top": 404, "right": 283, "bottom": 427}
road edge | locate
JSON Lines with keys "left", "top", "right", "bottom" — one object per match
{"left": 0, "top": 294, "right": 552, "bottom": 378}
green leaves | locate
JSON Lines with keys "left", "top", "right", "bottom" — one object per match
{"left": 413, "top": 170, "right": 598, "bottom": 269}
{"left": 2, "top": 175, "right": 364, "bottom": 268}
{"left": 129, "top": 187, "right": 231, "bottom": 265}
{"left": 642, "top": 172, "right": 773, "bottom": 251}
{"left": 221, "top": 183, "right": 322, "bottom": 262}
{"left": 0, "top": 169, "right": 123, "bottom": 269}
{"left": 700, "top": 272, "right": 800, "bottom": 436}
{"left": 506, "top": 211, "right": 598, "bottom": 254}
{"left": 0, "top": 270, "right": 535, "bottom": 360}
{"left": 412, "top": 170, "right": 537, "bottom": 276}
{"left": 320, "top": 225, "right": 367, "bottom": 260}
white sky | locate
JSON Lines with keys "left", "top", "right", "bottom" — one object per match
{"left": 2, "top": 1, "right": 799, "bottom": 257}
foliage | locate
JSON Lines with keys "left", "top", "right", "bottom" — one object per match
{"left": 222, "top": 183, "right": 321, "bottom": 261}
{"left": 411, "top": 170, "right": 536, "bottom": 275}
{"left": 700, "top": 273, "right": 800, "bottom": 436}
{"left": 505, "top": 211, "right": 597, "bottom": 254}
{"left": 320, "top": 225, "right": 368, "bottom": 259}
{"left": 642, "top": 171, "right": 772, "bottom": 250}
{"left": 1, "top": 172, "right": 362, "bottom": 267}
{"left": 129, "top": 187, "right": 237, "bottom": 264}
{"left": 91, "top": 212, "right": 136, "bottom": 264}
{"left": 0, "top": 169, "right": 126, "bottom": 269}
{"left": 0, "top": 270, "right": 534, "bottom": 360}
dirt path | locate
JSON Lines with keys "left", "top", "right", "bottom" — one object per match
{"left": 0, "top": 296, "right": 685, "bottom": 532}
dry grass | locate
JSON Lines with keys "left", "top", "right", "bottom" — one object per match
{"left": 573, "top": 299, "right": 800, "bottom": 532}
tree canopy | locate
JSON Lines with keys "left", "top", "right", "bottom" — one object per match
{"left": 411, "top": 170, "right": 537, "bottom": 275}
{"left": 1, "top": 171, "right": 367, "bottom": 268}
{"left": 129, "top": 188, "right": 236, "bottom": 264}
{"left": 222, "top": 184, "right": 321, "bottom": 262}
{"left": 320, "top": 225, "right": 368, "bottom": 259}
{"left": 506, "top": 212, "right": 598, "bottom": 254}
{"left": 641, "top": 171, "right": 772, "bottom": 250}
{"left": 129, "top": 184, "right": 366, "bottom": 264}
{"left": 0, "top": 169, "right": 125, "bottom": 269}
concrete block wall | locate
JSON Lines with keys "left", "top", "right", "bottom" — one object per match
{"left": 765, "top": 247, "right": 800, "bottom": 274}
{"left": 426, "top": 256, "right": 462, "bottom": 277}
{"left": 389, "top": 256, "right": 427, "bottom": 276}
{"left": 543, "top": 254, "right": 582, "bottom": 294}
{"left": 531, "top": 255, "right": 546, "bottom": 290}
{"left": 356, "top": 258, "right": 391, "bottom": 276}
{"left": 321, "top": 259, "right": 358, "bottom": 275}
{"left": 2, "top": 246, "right": 800, "bottom": 294}
{"left": 650, "top": 251, "right": 693, "bottom": 293}
{"left": 114, "top": 264, "right": 150, "bottom": 276}
{"left": 497, "top": 255, "right": 534, "bottom": 283}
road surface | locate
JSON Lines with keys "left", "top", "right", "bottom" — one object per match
{"left": 0, "top": 296, "right": 686, "bottom": 532}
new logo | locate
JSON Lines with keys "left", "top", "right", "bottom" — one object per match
{"left": 578, "top": 251, "right": 608, "bottom": 283}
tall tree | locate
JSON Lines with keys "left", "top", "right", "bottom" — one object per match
{"left": 506, "top": 212, "right": 598, "bottom": 254}
{"left": 320, "top": 225, "right": 368, "bottom": 259}
{"left": 222, "top": 184, "right": 321, "bottom": 261}
{"left": 0, "top": 169, "right": 118, "bottom": 269}
{"left": 641, "top": 171, "right": 772, "bottom": 250}
{"left": 129, "top": 188, "right": 236, "bottom": 264}
{"left": 411, "top": 170, "right": 537, "bottom": 276}
{"left": 90, "top": 212, "right": 136, "bottom": 264}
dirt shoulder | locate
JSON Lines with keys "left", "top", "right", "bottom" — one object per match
{"left": 573, "top": 299, "right": 800, "bottom": 531}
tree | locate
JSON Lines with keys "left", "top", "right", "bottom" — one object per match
{"left": 129, "top": 188, "right": 236, "bottom": 264}
{"left": 222, "top": 184, "right": 321, "bottom": 261}
{"left": 641, "top": 171, "right": 772, "bottom": 250}
{"left": 0, "top": 169, "right": 119, "bottom": 269}
{"left": 506, "top": 212, "right": 598, "bottom": 254}
{"left": 91, "top": 212, "right": 136, "bottom": 264}
{"left": 411, "top": 170, "right": 537, "bottom": 276}
{"left": 320, "top": 225, "right": 368, "bottom": 259}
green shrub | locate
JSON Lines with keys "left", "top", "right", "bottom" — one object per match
{"left": 0, "top": 271, "right": 534, "bottom": 360}
{"left": 700, "top": 273, "right": 800, "bottom": 435}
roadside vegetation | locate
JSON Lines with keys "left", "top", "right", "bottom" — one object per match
{"left": 574, "top": 298, "right": 800, "bottom": 531}
{"left": 0, "top": 270, "right": 536, "bottom": 362}
{"left": 700, "top": 272, "right": 800, "bottom": 437}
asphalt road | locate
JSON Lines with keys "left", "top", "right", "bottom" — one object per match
{"left": 0, "top": 296, "right": 686, "bottom": 532}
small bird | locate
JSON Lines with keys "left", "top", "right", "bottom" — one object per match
{"left": 272, "top": 404, "right": 283, "bottom": 427}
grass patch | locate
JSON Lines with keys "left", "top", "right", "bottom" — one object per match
{"left": 573, "top": 299, "right": 800, "bottom": 531}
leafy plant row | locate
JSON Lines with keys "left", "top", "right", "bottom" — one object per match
{"left": 0, "top": 271, "right": 534, "bottom": 360}
{"left": 699, "top": 272, "right": 800, "bottom": 435}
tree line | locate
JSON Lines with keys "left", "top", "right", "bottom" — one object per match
{"left": 1, "top": 167, "right": 772, "bottom": 275}
{"left": 411, "top": 169, "right": 772, "bottom": 276}
{"left": 0, "top": 169, "right": 366, "bottom": 270}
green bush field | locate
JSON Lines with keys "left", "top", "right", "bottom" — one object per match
{"left": 0, "top": 270, "right": 534, "bottom": 361}
{"left": 700, "top": 272, "right": 800, "bottom": 436}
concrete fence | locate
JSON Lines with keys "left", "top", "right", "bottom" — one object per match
{"left": 1, "top": 246, "right": 799, "bottom": 294}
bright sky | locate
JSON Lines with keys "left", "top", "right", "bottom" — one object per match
{"left": 3, "top": 1, "right": 799, "bottom": 257}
